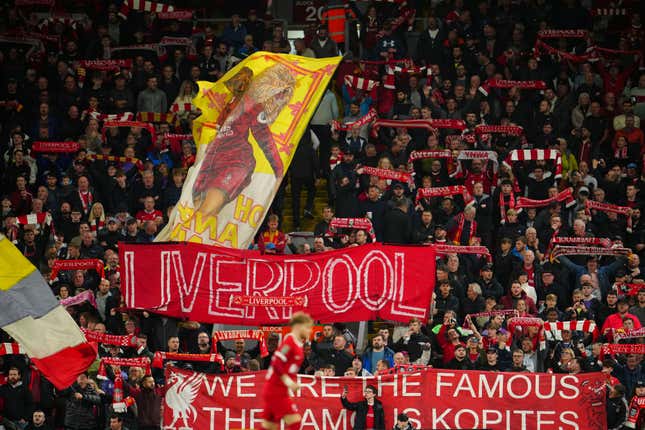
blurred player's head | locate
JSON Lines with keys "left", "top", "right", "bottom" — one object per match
{"left": 290, "top": 312, "right": 314, "bottom": 340}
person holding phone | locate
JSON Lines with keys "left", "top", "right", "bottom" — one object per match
{"left": 340, "top": 384, "right": 385, "bottom": 430}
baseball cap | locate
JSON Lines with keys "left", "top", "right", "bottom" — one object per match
{"left": 486, "top": 347, "right": 498, "bottom": 354}
{"left": 481, "top": 263, "right": 494, "bottom": 272}
{"left": 434, "top": 224, "right": 446, "bottom": 231}
{"left": 392, "top": 182, "right": 404, "bottom": 190}
{"left": 107, "top": 217, "right": 118, "bottom": 224}
{"left": 627, "top": 162, "right": 638, "bottom": 169}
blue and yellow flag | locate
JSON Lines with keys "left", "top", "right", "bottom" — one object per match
{"left": 0, "top": 235, "right": 96, "bottom": 388}
{"left": 157, "top": 52, "right": 341, "bottom": 248}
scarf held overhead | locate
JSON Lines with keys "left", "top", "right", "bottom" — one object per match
{"left": 516, "top": 188, "right": 575, "bottom": 208}
{"left": 50, "top": 259, "right": 105, "bottom": 280}
{"left": 212, "top": 330, "right": 268, "bottom": 357}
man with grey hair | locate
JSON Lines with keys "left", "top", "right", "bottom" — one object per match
{"left": 447, "top": 205, "right": 477, "bottom": 246}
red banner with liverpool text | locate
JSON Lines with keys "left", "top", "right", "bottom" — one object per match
{"left": 120, "top": 242, "right": 434, "bottom": 325}
{"left": 162, "top": 367, "right": 606, "bottom": 430}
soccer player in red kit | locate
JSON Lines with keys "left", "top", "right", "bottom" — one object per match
{"left": 261, "top": 312, "right": 313, "bottom": 430}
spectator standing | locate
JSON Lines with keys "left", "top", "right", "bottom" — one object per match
{"left": 340, "top": 385, "right": 385, "bottom": 430}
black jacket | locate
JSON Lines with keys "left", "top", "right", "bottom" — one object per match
{"left": 0, "top": 382, "right": 33, "bottom": 422}
{"left": 62, "top": 383, "right": 101, "bottom": 430}
{"left": 341, "top": 397, "right": 385, "bottom": 430}
{"left": 383, "top": 208, "right": 412, "bottom": 244}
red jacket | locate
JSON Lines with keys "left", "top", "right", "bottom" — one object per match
{"left": 500, "top": 291, "right": 538, "bottom": 315}
{"left": 257, "top": 230, "right": 286, "bottom": 254}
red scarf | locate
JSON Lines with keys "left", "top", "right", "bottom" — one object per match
{"left": 157, "top": 10, "right": 194, "bottom": 19}
{"left": 78, "top": 59, "right": 132, "bottom": 71}
{"left": 331, "top": 108, "right": 378, "bottom": 132}
{"left": 408, "top": 149, "right": 453, "bottom": 162}
{"left": 102, "top": 120, "right": 156, "bottom": 141}
{"left": 474, "top": 125, "right": 524, "bottom": 136}
{"left": 371, "top": 118, "right": 466, "bottom": 137}
{"left": 97, "top": 357, "right": 151, "bottom": 379}
{"left": 82, "top": 329, "right": 138, "bottom": 347}
{"left": 452, "top": 212, "right": 477, "bottom": 245}
{"left": 614, "top": 145, "right": 628, "bottom": 159}
{"left": 551, "top": 237, "right": 612, "bottom": 247}
{"left": 212, "top": 330, "right": 269, "bottom": 357}
{"left": 78, "top": 191, "right": 93, "bottom": 213}
{"left": 578, "top": 139, "right": 592, "bottom": 166}
{"left": 329, "top": 217, "right": 376, "bottom": 241}
{"left": 433, "top": 244, "right": 492, "bottom": 262}
{"left": 50, "top": 259, "right": 105, "bottom": 280}
{"left": 31, "top": 141, "right": 80, "bottom": 153}
{"left": 602, "top": 343, "right": 645, "bottom": 355}
{"left": 516, "top": 188, "right": 575, "bottom": 208}
{"left": 152, "top": 352, "right": 224, "bottom": 368}
{"left": 467, "top": 309, "right": 516, "bottom": 319}
{"left": 415, "top": 185, "right": 472, "bottom": 204}
{"left": 586, "top": 199, "right": 632, "bottom": 232}
{"left": 499, "top": 190, "right": 516, "bottom": 224}
{"left": 360, "top": 166, "right": 411, "bottom": 183}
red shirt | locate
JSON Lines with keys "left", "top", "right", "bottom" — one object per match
{"left": 365, "top": 405, "right": 375, "bottom": 429}
{"left": 136, "top": 209, "right": 162, "bottom": 222}
{"left": 265, "top": 333, "right": 304, "bottom": 392}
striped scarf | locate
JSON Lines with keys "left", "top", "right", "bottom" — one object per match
{"left": 504, "top": 149, "right": 563, "bottom": 179}
{"left": 0, "top": 343, "right": 25, "bottom": 356}
{"left": 614, "top": 327, "right": 645, "bottom": 341}
{"left": 136, "top": 111, "right": 177, "bottom": 125}
{"left": 343, "top": 75, "right": 379, "bottom": 98}
{"left": 90, "top": 112, "right": 134, "bottom": 122}
{"left": 16, "top": 212, "right": 52, "bottom": 226}
{"left": 119, "top": 0, "right": 174, "bottom": 19}
{"left": 170, "top": 102, "right": 193, "bottom": 113}
{"left": 544, "top": 320, "right": 597, "bottom": 335}
{"left": 86, "top": 154, "right": 145, "bottom": 171}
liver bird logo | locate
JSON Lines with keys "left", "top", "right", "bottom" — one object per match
{"left": 164, "top": 371, "right": 206, "bottom": 429}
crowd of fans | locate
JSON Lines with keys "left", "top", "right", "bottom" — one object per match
{"left": 0, "top": 0, "right": 645, "bottom": 429}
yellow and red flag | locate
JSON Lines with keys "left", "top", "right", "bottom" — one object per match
{"left": 157, "top": 52, "right": 340, "bottom": 247}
